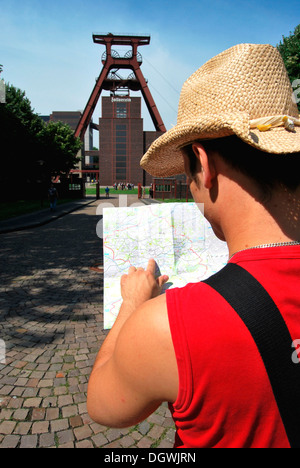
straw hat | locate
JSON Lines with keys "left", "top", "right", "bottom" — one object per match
{"left": 140, "top": 43, "right": 300, "bottom": 177}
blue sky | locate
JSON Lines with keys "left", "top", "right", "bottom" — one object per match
{"left": 0, "top": 0, "right": 299, "bottom": 134}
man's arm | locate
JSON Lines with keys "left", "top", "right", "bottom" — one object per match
{"left": 87, "top": 260, "right": 178, "bottom": 428}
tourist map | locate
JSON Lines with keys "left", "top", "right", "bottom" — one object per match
{"left": 103, "top": 202, "right": 229, "bottom": 329}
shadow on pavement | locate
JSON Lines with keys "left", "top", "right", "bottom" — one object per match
{"left": 0, "top": 204, "right": 104, "bottom": 347}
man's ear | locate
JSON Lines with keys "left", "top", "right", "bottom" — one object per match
{"left": 192, "top": 143, "right": 216, "bottom": 189}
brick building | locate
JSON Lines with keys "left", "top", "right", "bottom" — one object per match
{"left": 42, "top": 98, "right": 164, "bottom": 186}
{"left": 99, "top": 95, "right": 163, "bottom": 186}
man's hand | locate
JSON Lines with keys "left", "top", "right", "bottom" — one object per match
{"left": 120, "top": 259, "right": 169, "bottom": 310}
{"left": 90, "top": 259, "right": 169, "bottom": 370}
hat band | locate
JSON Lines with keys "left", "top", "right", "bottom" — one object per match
{"left": 250, "top": 115, "right": 300, "bottom": 132}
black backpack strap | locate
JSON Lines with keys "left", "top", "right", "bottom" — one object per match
{"left": 203, "top": 262, "right": 300, "bottom": 448}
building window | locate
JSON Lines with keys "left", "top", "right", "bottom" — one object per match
{"left": 115, "top": 124, "right": 127, "bottom": 181}
{"left": 116, "top": 169, "right": 127, "bottom": 180}
{"left": 116, "top": 143, "right": 126, "bottom": 149}
{"left": 116, "top": 102, "right": 127, "bottom": 118}
{"left": 155, "top": 184, "right": 171, "bottom": 192}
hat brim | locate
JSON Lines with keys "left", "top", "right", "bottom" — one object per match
{"left": 140, "top": 113, "right": 300, "bottom": 177}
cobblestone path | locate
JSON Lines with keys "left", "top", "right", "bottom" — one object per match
{"left": 0, "top": 196, "right": 175, "bottom": 448}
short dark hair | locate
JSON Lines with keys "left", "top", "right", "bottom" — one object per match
{"left": 184, "top": 135, "right": 300, "bottom": 199}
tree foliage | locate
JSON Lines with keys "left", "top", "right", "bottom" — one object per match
{"left": 0, "top": 83, "right": 82, "bottom": 185}
{"left": 37, "top": 121, "right": 82, "bottom": 177}
{"left": 277, "top": 24, "right": 300, "bottom": 111}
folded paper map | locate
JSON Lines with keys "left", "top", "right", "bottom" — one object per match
{"left": 103, "top": 202, "right": 229, "bottom": 329}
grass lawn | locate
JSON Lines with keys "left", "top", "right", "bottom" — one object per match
{"left": 86, "top": 186, "right": 192, "bottom": 202}
{"left": 0, "top": 188, "right": 193, "bottom": 221}
{"left": 85, "top": 186, "right": 140, "bottom": 196}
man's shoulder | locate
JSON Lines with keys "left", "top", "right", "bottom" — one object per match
{"left": 123, "top": 294, "right": 168, "bottom": 340}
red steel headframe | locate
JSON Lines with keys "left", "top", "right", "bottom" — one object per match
{"left": 75, "top": 33, "right": 166, "bottom": 141}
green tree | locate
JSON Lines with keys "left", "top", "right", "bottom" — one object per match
{"left": 0, "top": 84, "right": 42, "bottom": 184}
{"left": 37, "top": 121, "right": 81, "bottom": 177}
{"left": 0, "top": 83, "right": 81, "bottom": 186}
{"left": 277, "top": 24, "right": 300, "bottom": 111}
{"left": 4, "top": 84, "right": 44, "bottom": 135}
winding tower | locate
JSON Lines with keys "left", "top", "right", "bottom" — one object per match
{"left": 75, "top": 33, "right": 166, "bottom": 141}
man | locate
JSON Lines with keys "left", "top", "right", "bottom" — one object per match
{"left": 48, "top": 183, "right": 58, "bottom": 211}
{"left": 87, "top": 44, "right": 300, "bottom": 448}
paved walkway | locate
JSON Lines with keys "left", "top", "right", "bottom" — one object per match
{"left": 0, "top": 196, "right": 175, "bottom": 448}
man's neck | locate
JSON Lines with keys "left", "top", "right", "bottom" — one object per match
{"left": 221, "top": 185, "right": 300, "bottom": 258}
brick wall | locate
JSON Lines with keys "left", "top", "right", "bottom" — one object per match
{"left": 99, "top": 96, "right": 165, "bottom": 186}
{"left": 143, "top": 131, "right": 164, "bottom": 185}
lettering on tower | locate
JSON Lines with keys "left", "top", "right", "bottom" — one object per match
{"left": 111, "top": 97, "right": 132, "bottom": 102}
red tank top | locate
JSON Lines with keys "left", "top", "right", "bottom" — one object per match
{"left": 166, "top": 246, "right": 300, "bottom": 448}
